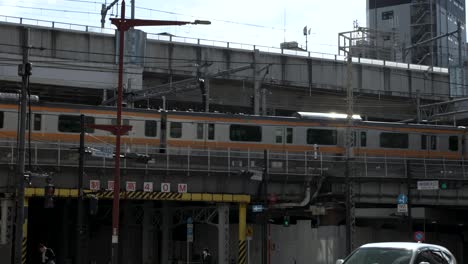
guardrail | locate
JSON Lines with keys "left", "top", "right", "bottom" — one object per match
{"left": 0, "top": 139, "right": 466, "bottom": 180}
{"left": 0, "top": 15, "right": 449, "bottom": 74}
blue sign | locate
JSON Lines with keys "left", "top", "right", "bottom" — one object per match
{"left": 414, "top": 231, "right": 425, "bottom": 242}
{"left": 186, "top": 217, "right": 193, "bottom": 224}
{"left": 397, "top": 194, "right": 408, "bottom": 204}
{"left": 252, "top": 204, "right": 264, "bottom": 213}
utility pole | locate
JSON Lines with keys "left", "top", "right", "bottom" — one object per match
{"left": 75, "top": 114, "right": 86, "bottom": 264}
{"left": 262, "top": 150, "right": 268, "bottom": 264}
{"left": 95, "top": 3, "right": 210, "bottom": 263}
{"left": 345, "top": 45, "right": 354, "bottom": 255}
{"left": 14, "top": 27, "right": 30, "bottom": 264}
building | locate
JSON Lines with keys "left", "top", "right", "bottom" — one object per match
{"left": 366, "top": 0, "right": 466, "bottom": 68}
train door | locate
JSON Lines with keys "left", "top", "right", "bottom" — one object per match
{"left": 196, "top": 122, "right": 215, "bottom": 149}
{"left": 420, "top": 134, "right": 437, "bottom": 157}
{"left": 354, "top": 131, "right": 367, "bottom": 156}
{"left": 274, "top": 127, "right": 293, "bottom": 151}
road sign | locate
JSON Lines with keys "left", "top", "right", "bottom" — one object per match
{"left": 187, "top": 223, "right": 193, "bottom": 242}
{"left": 161, "top": 183, "right": 170, "bottom": 193}
{"left": 126, "top": 181, "right": 136, "bottom": 192}
{"left": 417, "top": 180, "right": 439, "bottom": 190}
{"left": 178, "top": 183, "right": 187, "bottom": 193}
{"left": 107, "top": 180, "right": 114, "bottom": 191}
{"left": 414, "top": 231, "right": 425, "bottom": 242}
{"left": 397, "top": 194, "right": 408, "bottom": 204}
{"left": 397, "top": 203, "right": 408, "bottom": 213}
{"left": 143, "top": 182, "right": 153, "bottom": 192}
{"left": 90, "top": 180, "right": 100, "bottom": 191}
{"left": 252, "top": 204, "right": 264, "bottom": 213}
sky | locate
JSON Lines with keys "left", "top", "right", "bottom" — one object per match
{"left": 0, "top": 0, "right": 367, "bottom": 55}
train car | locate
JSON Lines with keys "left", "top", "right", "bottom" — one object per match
{"left": 0, "top": 102, "right": 464, "bottom": 159}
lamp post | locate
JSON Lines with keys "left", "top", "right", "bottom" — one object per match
{"left": 104, "top": 2, "right": 210, "bottom": 263}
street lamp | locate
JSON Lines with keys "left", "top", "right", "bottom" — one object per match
{"left": 102, "top": 2, "right": 210, "bottom": 264}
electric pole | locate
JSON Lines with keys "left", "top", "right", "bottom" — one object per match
{"left": 14, "top": 27, "right": 30, "bottom": 264}
{"left": 75, "top": 114, "right": 86, "bottom": 264}
{"left": 345, "top": 44, "right": 354, "bottom": 255}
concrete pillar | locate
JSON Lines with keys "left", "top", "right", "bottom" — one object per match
{"left": 161, "top": 202, "right": 172, "bottom": 264}
{"left": 142, "top": 202, "right": 154, "bottom": 264}
{"left": 238, "top": 203, "right": 247, "bottom": 264}
{"left": 218, "top": 203, "right": 229, "bottom": 264}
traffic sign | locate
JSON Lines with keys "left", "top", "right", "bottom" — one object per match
{"left": 417, "top": 180, "right": 439, "bottom": 190}
{"left": 397, "top": 194, "right": 408, "bottom": 204}
{"left": 414, "top": 231, "right": 425, "bottom": 242}
{"left": 397, "top": 204, "right": 408, "bottom": 213}
{"left": 252, "top": 204, "right": 264, "bottom": 213}
{"left": 187, "top": 222, "right": 193, "bottom": 242}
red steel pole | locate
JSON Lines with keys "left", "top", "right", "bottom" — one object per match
{"left": 112, "top": 1, "right": 125, "bottom": 263}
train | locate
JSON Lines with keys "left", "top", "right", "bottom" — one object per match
{"left": 0, "top": 102, "right": 465, "bottom": 159}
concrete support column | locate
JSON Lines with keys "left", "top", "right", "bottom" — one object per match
{"left": 161, "top": 202, "right": 172, "bottom": 264}
{"left": 218, "top": 203, "right": 229, "bottom": 264}
{"left": 142, "top": 202, "right": 154, "bottom": 264}
{"left": 238, "top": 203, "right": 247, "bottom": 264}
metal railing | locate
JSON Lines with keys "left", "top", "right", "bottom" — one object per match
{"left": 0, "top": 139, "right": 466, "bottom": 180}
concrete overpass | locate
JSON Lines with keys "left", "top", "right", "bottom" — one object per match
{"left": 0, "top": 16, "right": 453, "bottom": 120}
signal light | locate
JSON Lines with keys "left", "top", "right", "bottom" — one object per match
{"left": 283, "top": 216, "right": 290, "bottom": 227}
{"left": 440, "top": 182, "right": 448, "bottom": 190}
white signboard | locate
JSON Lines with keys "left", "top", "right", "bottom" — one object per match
{"left": 107, "top": 181, "right": 114, "bottom": 191}
{"left": 397, "top": 204, "right": 408, "bottom": 213}
{"left": 417, "top": 180, "right": 439, "bottom": 190}
{"left": 90, "top": 180, "right": 100, "bottom": 191}
{"left": 91, "top": 147, "right": 114, "bottom": 159}
{"left": 161, "top": 183, "right": 171, "bottom": 193}
{"left": 126, "top": 181, "right": 136, "bottom": 192}
{"left": 178, "top": 183, "right": 188, "bottom": 193}
{"left": 143, "top": 182, "right": 153, "bottom": 192}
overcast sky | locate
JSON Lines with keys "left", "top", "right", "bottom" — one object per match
{"left": 0, "top": 0, "right": 367, "bottom": 55}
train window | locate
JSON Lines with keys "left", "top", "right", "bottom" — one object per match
{"left": 0, "top": 111, "right": 4, "bottom": 128}
{"left": 380, "top": 132, "right": 408, "bottom": 148}
{"left": 208, "top": 123, "right": 215, "bottom": 140}
{"left": 145, "top": 120, "right": 157, "bottom": 137}
{"left": 170, "top": 122, "right": 182, "bottom": 138}
{"left": 34, "top": 114, "right": 41, "bottom": 131}
{"left": 449, "top": 136, "right": 459, "bottom": 151}
{"left": 421, "top": 135, "right": 427, "bottom": 150}
{"left": 286, "top": 128, "right": 293, "bottom": 144}
{"left": 197, "top": 123, "right": 204, "bottom": 140}
{"left": 58, "top": 115, "right": 95, "bottom": 133}
{"left": 430, "top": 136, "right": 437, "bottom": 150}
{"left": 360, "top": 132, "right": 367, "bottom": 147}
{"left": 275, "top": 128, "right": 283, "bottom": 143}
{"left": 230, "top": 125, "right": 262, "bottom": 142}
{"left": 306, "top": 129, "right": 337, "bottom": 145}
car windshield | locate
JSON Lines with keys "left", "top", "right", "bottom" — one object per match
{"left": 344, "top": 247, "right": 412, "bottom": 264}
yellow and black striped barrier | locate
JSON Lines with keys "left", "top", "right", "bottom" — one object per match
{"left": 22, "top": 198, "right": 28, "bottom": 264}
{"left": 238, "top": 240, "right": 247, "bottom": 264}
{"left": 24, "top": 188, "right": 250, "bottom": 203}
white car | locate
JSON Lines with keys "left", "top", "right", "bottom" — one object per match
{"left": 336, "top": 242, "right": 457, "bottom": 264}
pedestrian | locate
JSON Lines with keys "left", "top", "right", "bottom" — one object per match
{"left": 39, "top": 243, "right": 56, "bottom": 264}
{"left": 201, "top": 248, "right": 212, "bottom": 264}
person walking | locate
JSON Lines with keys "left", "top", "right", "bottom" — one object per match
{"left": 39, "top": 243, "right": 56, "bottom": 264}
{"left": 201, "top": 248, "right": 212, "bottom": 264}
